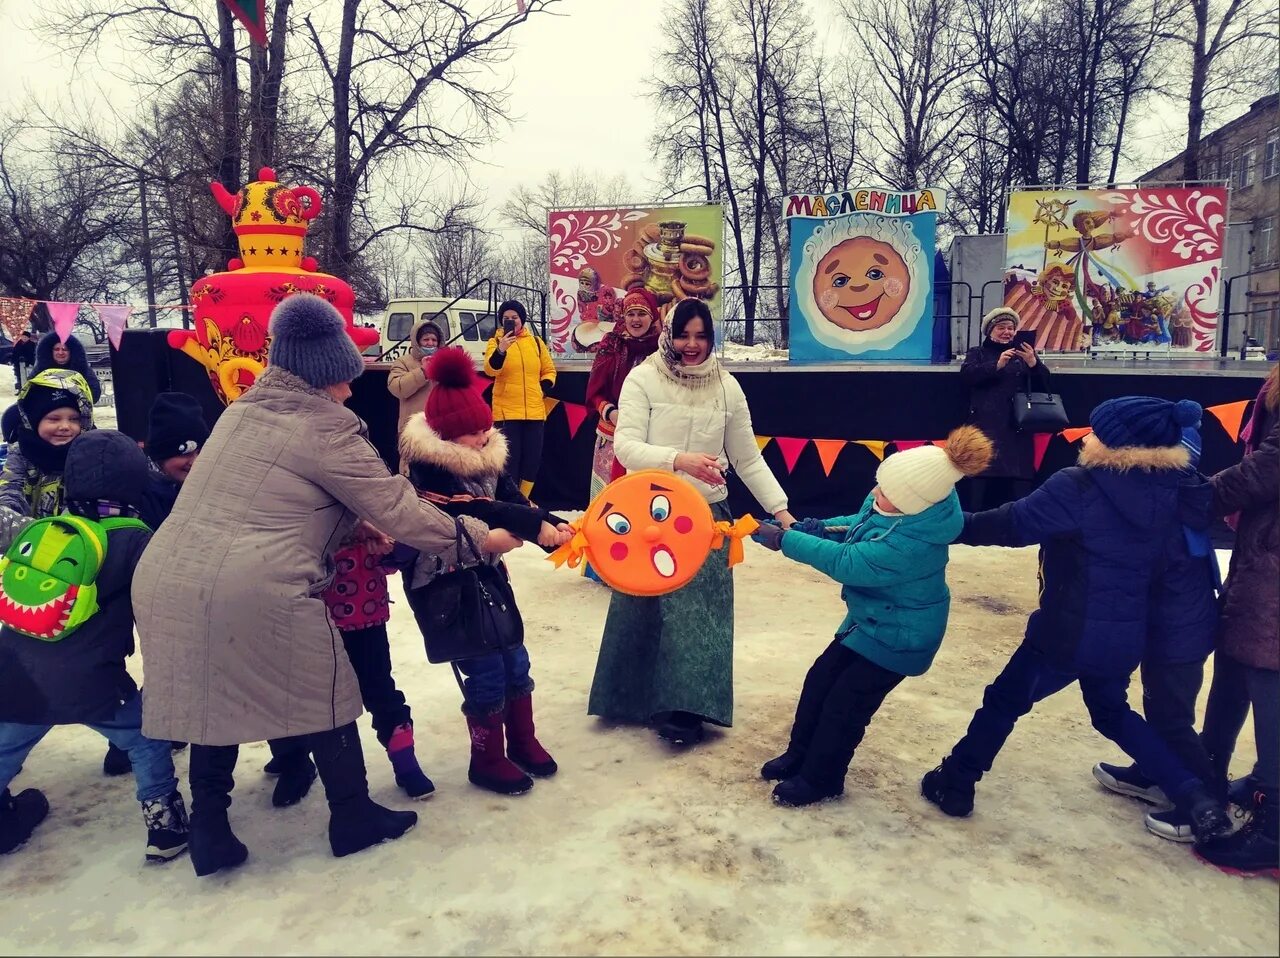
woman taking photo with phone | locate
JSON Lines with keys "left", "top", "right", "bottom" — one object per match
{"left": 587, "top": 298, "right": 795, "bottom": 747}
{"left": 960, "top": 307, "right": 1051, "bottom": 510}
{"left": 483, "top": 300, "right": 556, "bottom": 499}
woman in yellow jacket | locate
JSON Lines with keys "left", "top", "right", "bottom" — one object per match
{"left": 483, "top": 299, "right": 556, "bottom": 498}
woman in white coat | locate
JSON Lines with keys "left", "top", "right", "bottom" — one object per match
{"left": 587, "top": 299, "right": 795, "bottom": 745}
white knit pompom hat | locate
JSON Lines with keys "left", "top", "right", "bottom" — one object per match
{"left": 876, "top": 426, "right": 994, "bottom": 515}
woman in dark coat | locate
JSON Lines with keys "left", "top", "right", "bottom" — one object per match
{"left": 960, "top": 307, "right": 1050, "bottom": 510}
{"left": 1195, "top": 364, "right": 1279, "bottom": 876}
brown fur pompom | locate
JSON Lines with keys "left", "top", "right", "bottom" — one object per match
{"left": 945, "top": 425, "right": 994, "bottom": 477}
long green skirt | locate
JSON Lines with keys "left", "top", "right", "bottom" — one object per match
{"left": 587, "top": 501, "right": 736, "bottom": 727}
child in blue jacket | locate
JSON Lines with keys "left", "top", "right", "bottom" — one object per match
{"left": 752, "top": 426, "right": 992, "bottom": 807}
{"left": 921, "top": 397, "right": 1232, "bottom": 844}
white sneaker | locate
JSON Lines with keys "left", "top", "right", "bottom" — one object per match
{"left": 1092, "top": 762, "right": 1169, "bottom": 806}
{"left": 1145, "top": 808, "right": 1195, "bottom": 843}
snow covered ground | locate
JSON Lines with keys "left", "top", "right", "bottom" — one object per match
{"left": 0, "top": 381, "right": 1274, "bottom": 956}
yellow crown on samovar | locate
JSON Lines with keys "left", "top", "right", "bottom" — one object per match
{"left": 210, "top": 166, "right": 322, "bottom": 271}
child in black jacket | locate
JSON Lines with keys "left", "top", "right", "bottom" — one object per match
{"left": 398, "top": 347, "right": 571, "bottom": 795}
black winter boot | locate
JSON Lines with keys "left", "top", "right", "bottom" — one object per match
{"left": 188, "top": 745, "right": 248, "bottom": 878}
{"left": 1195, "top": 790, "right": 1280, "bottom": 877}
{"left": 268, "top": 739, "right": 318, "bottom": 809}
{"left": 103, "top": 742, "right": 132, "bottom": 777}
{"left": 761, "top": 749, "right": 805, "bottom": 782}
{"left": 0, "top": 788, "right": 49, "bottom": 854}
{"left": 921, "top": 760, "right": 975, "bottom": 818}
{"left": 1183, "top": 785, "right": 1233, "bottom": 843}
{"left": 772, "top": 776, "right": 843, "bottom": 807}
{"left": 310, "top": 723, "right": 417, "bottom": 858}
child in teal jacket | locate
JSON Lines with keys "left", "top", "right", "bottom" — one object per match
{"left": 752, "top": 426, "right": 992, "bottom": 807}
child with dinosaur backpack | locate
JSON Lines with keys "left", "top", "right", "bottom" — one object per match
{"left": 0, "top": 368, "right": 95, "bottom": 551}
{"left": 0, "top": 430, "right": 190, "bottom": 862}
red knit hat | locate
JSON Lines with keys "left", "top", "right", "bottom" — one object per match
{"left": 621, "top": 288, "right": 659, "bottom": 318}
{"left": 424, "top": 347, "right": 493, "bottom": 440}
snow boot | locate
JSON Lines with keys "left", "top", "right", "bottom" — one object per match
{"left": 141, "top": 790, "right": 190, "bottom": 863}
{"left": 761, "top": 749, "right": 805, "bottom": 782}
{"left": 386, "top": 723, "right": 435, "bottom": 800}
{"left": 103, "top": 742, "right": 132, "bottom": 777}
{"left": 655, "top": 711, "right": 704, "bottom": 746}
{"left": 0, "top": 788, "right": 49, "bottom": 854}
{"left": 921, "top": 760, "right": 975, "bottom": 818}
{"left": 1092, "top": 762, "right": 1168, "bottom": 806}
{"left": 1228, "top": 774, "right": 1261, "bottom": 810}
{"left": 311, "top": 723, "right": 417, "bottom": 857}
{"left": 772, "top": 776, "right": 843, "bottom": 807}
{"left": 1181, "top": 785, "right": 1233, "bottom": 843}
{"left": 504, "top": 692, "right": 558, "bottom": 777}
{"left": 466, "top": 711, "right": 533, "bottom": 795}
{"left": 270, "top": 742, "right": 318, "bottom": 809}
{"left": 188, "top": 745, "right": 248, "bottom": 878}
{"left": 1195, "top": 790, "right": 1280, "bottom": 878}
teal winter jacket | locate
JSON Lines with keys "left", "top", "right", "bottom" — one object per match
{"left": 780, "top": 491, "right": 963, "bottom": 676}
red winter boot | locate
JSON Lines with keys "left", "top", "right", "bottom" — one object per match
{"left": 465, "top": 712, "right": 533, "bottom": 795}
{"left": 504, "top": 692, "right": 558, "bottom": 777}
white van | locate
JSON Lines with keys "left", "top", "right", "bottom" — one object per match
{"left": 368, "top": 297, "right": 496, "bottom": 364}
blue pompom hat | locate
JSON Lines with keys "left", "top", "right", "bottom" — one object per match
{"left": 267, "top": 293, "right": 365, "bottom": 388}
{"left": 1089, "top": 396, "right": 1203, "bottom": 449}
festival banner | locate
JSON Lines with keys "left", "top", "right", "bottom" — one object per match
{"left": 1002, "top": 187, "right": 1227, "bottom": 354}
{"left": 547, "top": 204, "right": 724, "bottom": 356}
{"left": 785, "top": 187, "right": 945, "bottom": 363}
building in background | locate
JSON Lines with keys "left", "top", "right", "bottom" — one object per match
{"left": 1144, "top": 93, "right": 1279, "bottom": 358}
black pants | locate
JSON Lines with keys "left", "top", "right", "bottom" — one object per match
{"left": 1138, "top": 657, "right": 1220, "bottom": 799}
{"left": 496, "top": 419, "right": 546, "bottom": 486}
{"left": 787, "top": 637, "right": 905, "bottom": 790}
{"left": 193, "top": 722, "right": 370, "bottom": 819}
{"left": 1201, "top": 652, "right": 1280, "bottom": 794}
{"left": 962, "top": 477, "right": 1032, "bottom": 512}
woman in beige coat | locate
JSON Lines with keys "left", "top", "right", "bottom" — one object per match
{"left": 386, "top": 317, "right": 443, "bottom": 448}
{"left": 133, "top": 295, "right": 519, "bottom": 877}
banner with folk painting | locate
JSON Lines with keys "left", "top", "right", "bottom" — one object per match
{"left": 785, "top": 187, "right": 944, "bottom": 362}
{"left": 1002, "top": 187, "right": 1227, "bottom": 354}
{"left": 547, "top": 204, "right": 724, "bottom": 355}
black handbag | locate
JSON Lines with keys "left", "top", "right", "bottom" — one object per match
{"left": 1011, "top": 372, "right": 1069, "bottom": 433}
{"left": 407, "top": 520, "right": 524, "bottom": 664}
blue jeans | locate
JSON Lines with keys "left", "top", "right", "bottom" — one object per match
{"left": 950, "top": 642, "right": 1202, "bottom": 804}
{"left": 456, "top": 645, "right": 533, "bottom": 716}
{"left": 0, "top": 692, "right": 177, "bottom": 802}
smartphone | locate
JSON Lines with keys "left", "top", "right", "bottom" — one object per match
{"left": 502, "top": 318, "right": 516, "bottom": 336}
{"left": 1011, "top": 330, "right": 1037, "bottom": 350}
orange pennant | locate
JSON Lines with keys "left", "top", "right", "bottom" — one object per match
{"left": 813, "top": 439, "right": 845, "bottom": 477}
{"left": 1060, "top": 426, "right": 1092, "bottom": 443}
{"left": 543, "top": 396, "right": 560, "bottom": 417}
{"left": 755, "top": 435, "right": 772, "bottom": 452}
{"left": 930, "top": 439, "right": 947, "bottom": 448}
{"left": 1206, "top": 400, "right": 1250, "bottom": 443}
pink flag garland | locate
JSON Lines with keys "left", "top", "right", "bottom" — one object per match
{"left": 45, "top": 301, "right": 81, "bottom": 343}
{"left": 773, "top": 437, "right": 808, "bottom": 474}
{"left": 561, "top": 401, "right": 588, "bottom": 439}
{"left": 1033, "top": 433, "right": 1053, "bottom": 472}
{"left": 95, "top": 304, "right": 132, "bottom": 349}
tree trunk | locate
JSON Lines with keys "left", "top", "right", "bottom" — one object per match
{"left": 138, "top": 173, "right": 158, "bottom": 327}
{"left": 329, "top": 0, "right": 360, "bottom": 283}
{"left": 216, "top": 2, "right": 242, "bottom": 263}
{"left": 1184, "top": 47, "right": 1208, "bottom": 179}
{"left": 248, "top": 0, "right": 292, "bottom": 171}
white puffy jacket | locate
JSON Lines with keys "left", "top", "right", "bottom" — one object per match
{"left": 613, "top": 360, "right": 787, "bottom": 515}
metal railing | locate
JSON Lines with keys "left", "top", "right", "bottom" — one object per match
{"left": 1220, "top": 266, "right": 1280, "bottom": 358}
{"left": 371, "top": 279, "right": 551, "bottom": 362}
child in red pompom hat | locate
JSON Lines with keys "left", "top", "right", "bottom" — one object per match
{"left": 397, "top": 346, "right": 572, "bottom": 795}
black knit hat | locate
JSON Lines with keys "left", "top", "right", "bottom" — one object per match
{"left": 147, "top": 392, "right": 210, "bottom": 462}
{"left": 20, "top": 380, "right": 82, "bottom": 428}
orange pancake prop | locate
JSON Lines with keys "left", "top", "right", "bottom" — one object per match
{"left": 548, "top": 470, "right": 760, "bottom": 596}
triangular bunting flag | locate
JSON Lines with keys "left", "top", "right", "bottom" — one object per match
{"left": 893, "top": 440, "right": 927, "bottom": 452}
{"left": 755, "top": 436, "right": 772, "bottom": 452}
{"left": 46, "top": 301, "right": 81, "bottom": 344}
{"left": 0, "top": 297, "right": 35, "bottom": 340}
{"left": 1033, "top": 433, "right": 1053, "bottom": 472}
{"left": 95, "top": 303, "right": 132, "bottom": 350}
{"left": 1206, "top": 400, "right": 1250, "bottom": 443}
{"left": 930, "top": 440, "right": 947, "bottom": 448}
{"left": 774, "top": 437, "right": 808, "bottom": 474}
{"left": 854, "top": 441, "right": 887, "bottom": 461}
{"left": 562, "top": 401, "right": 589, "bottom": 439}
{"left": 218, "top": 0, "right": 268, "bottom": 46}
{"left": 543, "top": 396, "right": 560, "bottom": 417}
{"left": 813, "top": 439, "right": 845, "bottom": 477}
{"left": 1061, "top": 426, "right": 1092, "bottom": 443}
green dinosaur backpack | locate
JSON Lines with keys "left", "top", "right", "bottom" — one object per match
{"left": 0, "top": 514, "right": 149, "bottom": 642}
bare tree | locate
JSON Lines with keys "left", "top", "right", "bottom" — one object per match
{"left": 421, "top": 218, "right": 496, "bottom": 298}
{"left": 499, "top": 169, "right": 636, "bottom": 239}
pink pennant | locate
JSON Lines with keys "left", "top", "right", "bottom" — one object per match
{"left": 773, "top": 437, "right": 808, "bottom": 474}
{"left": 516, "top": 0, "right": 527, "bottom": 12}
{"left": 1033, "top": 433, "right": 1053, "bottom": 472}
{"left": 45, "top": 301, "right": 81, "bottom": 343}
{"left": 561, "top": 401, "right": 589, "bottom": 439}
{"left": 95, "top": 304, "right": 132, "bottom": 349}
{"left": 893, "top": 440, "right": 927, "bottom": 452}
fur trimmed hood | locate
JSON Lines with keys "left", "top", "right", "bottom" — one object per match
{"left": 399, "top": 412, "right": 508, "bottom": 477}
{"left": 1077, "top": 438, "right": 1190, "bottom": 472}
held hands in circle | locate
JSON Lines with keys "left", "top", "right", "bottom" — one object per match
{"left": 673, "top": 451, "right": 725, "bottom": 486}
{"left": 537, "top": 521, "right": 573, "bottom": 548}
{"left": 485, "top": 529, "right": 524, "bottom": 555}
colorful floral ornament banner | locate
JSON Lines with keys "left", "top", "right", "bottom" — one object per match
{"left": 785, "top": 187, "right": 945, "bottom": 363}
{"left": 1002, "top": 187, "right": 1227, "bottom": 354}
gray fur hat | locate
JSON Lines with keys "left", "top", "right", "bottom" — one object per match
{"left": 267, "top": 294, "right": 365, "bottom": 388}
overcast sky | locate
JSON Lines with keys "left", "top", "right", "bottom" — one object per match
{"left": 0, "top": 0, "right": 1220, "bottom": 239}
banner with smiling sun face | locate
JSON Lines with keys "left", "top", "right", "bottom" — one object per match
{"left": 785, "top": 188, "right": 945, "bottom": 362}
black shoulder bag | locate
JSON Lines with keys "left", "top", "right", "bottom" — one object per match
{"left": 406, "top": 520, "right": 524, "bottom": 664}
{"left": 1011, "top": 369, "right": 1069, "bottom": 433}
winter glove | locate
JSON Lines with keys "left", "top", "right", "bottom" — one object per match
{"left": 792, "top": 517, "right": 826, "bottom": 537}
{"left": 540, "top": 378, "right": 554, "bottom": 396}
{"left": 751, "top": 522, "right": 786, "bottom": 552}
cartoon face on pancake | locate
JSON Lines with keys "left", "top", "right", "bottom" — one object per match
{"left": 813, "top": 237, "right": 912, "bottom": 332}
{"left": 580, "top": 469, "right": 715, "bottom": 596}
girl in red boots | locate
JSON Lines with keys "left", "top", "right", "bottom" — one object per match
{"left": 399, "top": 347, "right": 571, "bottom": 794}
